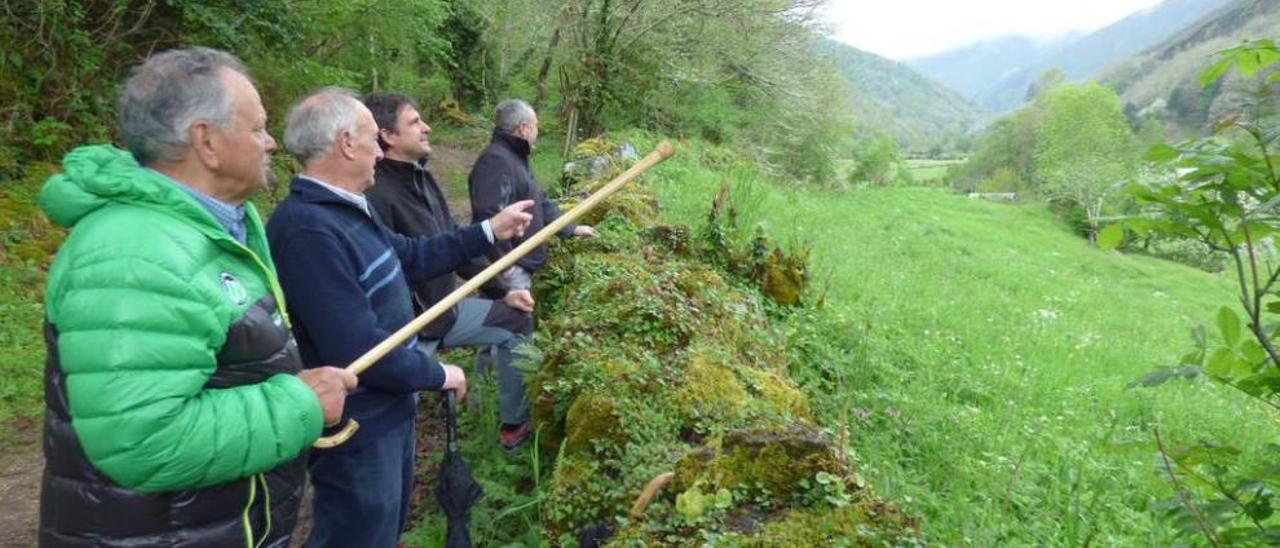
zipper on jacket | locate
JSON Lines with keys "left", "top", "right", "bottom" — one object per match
{"left": 241, "top": 475, "right": 258, "bottom": 548}
{"left": 254, "top": 473, "right": 272, "bottom": 548}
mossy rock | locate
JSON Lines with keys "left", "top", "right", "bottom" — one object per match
{"left": 672, "top": 425, "right": 846, "bottom": 498}
{"left": 737, "top": 367, "right": 812, "bottom": 422}
{"left": 759, "top": 247, "right": 808, "bottom": 306}
{"left": 672, "top": 264, "right": 728, "bottom": 299}
{"left": 437, "top": 98, "right": 471, "bottom": 125}
{"left": 564, "top": 392, "right": 623, "bottom": 455}
{"left": 573, "top": 136, "right": 617, "bottom": 158}
{"left": 565, "top": 185, "right": 660, "bottom": 227}
{"left": 645, "top": 224, "right": 693, "bottom": 256}
{"left": 672, "top": 350, "right": 749, "bottom": 431}
{"left": 750, "top": 500, "right": 919, "bottom": 546}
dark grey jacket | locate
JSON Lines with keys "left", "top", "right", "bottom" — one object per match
{"left": 468, "top": 131, "right": 575, "bottom": 273}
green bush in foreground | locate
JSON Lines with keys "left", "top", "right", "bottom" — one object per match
{"left": 1112, "top": 39, "right": 1280, "bottom": 546}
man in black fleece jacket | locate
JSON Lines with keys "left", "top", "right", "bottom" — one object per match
{"left": 468, "top": 99, "right": 595, "bottom": 292}
{"left": 363, "top": 92, "right": 537, "bottom": 451}
{"left": 266, "top": 88, "right": 533, "bottom": 548}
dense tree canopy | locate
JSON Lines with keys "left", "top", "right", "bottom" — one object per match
{"left": 1, "top": 0, "right": 852, "bottom": 183}
{"left": 1034, "top": 83, "right": 1138, "bottom": 232}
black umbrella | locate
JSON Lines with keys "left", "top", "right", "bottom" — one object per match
{"left": 435, "top": 390, "right": 484, "bottom": 548}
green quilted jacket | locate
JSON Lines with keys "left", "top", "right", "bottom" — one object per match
{"left": 38, "top": 145, "right": 323, "bottom": 546}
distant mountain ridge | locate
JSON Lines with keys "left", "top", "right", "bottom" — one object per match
{"left": 820, "top": 39, "right": 987, "bottom": 154}
{"left": 1100, "top": 0, "right": 1280, "bottom": 131}
{"left": 908, "top": 0, "right": 1234, "bottom": 112}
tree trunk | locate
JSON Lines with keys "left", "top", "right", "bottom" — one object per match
{"left": 533, "top": 26, "right": 562, "bottom": 112}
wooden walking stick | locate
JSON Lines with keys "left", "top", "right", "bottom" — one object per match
{"left": 314, "top": 140, "right": 675, "bottom": 448}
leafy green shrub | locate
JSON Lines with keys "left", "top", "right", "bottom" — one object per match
{"left": 847, "top": 134, "right": 900, "bottom": 187}
{"left": 977, "top": 167, "right": 1024, "bottom": 193}
{"left": 1114, "top": 39, "right": 1280, "bottom": 545}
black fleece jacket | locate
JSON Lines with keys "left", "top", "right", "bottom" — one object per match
{"left": 366, "top": 158, "right": 506, "bottom": 339}
{"left": 468, "top": 131, "right": 575, "bottom": 273}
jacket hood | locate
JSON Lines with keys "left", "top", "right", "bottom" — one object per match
{"left": 39, "top": 144, "right": 216, "bottom": 231}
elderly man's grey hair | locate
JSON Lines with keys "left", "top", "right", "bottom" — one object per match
{"left": 117, "top": 47, "right": 247, "bottom": 165}
{"left": 283, "top": 87, "right": 363, "bottom": 164}
{"left": 494, "top": 99, "right": 536, "bottom": 135}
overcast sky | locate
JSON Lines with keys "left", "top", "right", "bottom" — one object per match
{"left": 823, "top": 0, "right": 1166, "bottom": 60}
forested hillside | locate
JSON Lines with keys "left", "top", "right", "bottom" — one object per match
{"left": 909, "top": 35, "right": 1075, "bottom": 113}
{"left": 0, "top": 0, "right": 854, "bottom": 184}
{"left": 821, "top": 40, "right": 987, "bottom": 154}
{"left": 1101, "top": 0, "right": 1280, "bottom": 134}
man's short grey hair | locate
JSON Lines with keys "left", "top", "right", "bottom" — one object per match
{"left": 494, "top": 99, "right": 536, "bottom": 135}
{"left": 117, "top": 47, "right": 246, "bottom": 165}
{"left": 283, "top": 87, "right": 362, "bottom": 164}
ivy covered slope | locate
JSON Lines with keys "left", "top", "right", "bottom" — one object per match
{"left": 524, "top": 141, "right": 916, "bottom": 546}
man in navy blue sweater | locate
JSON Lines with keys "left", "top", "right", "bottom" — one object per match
{"left": 266, "top": 87, "right": 533, "bottom": 548}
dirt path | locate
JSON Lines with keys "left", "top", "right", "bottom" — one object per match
{"left": 426, "top": 143, "right": 481, "bottom": 223}
{"left": 0, "top": 420, "right": 40, "bottom": 546}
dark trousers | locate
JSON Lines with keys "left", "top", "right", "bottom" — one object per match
{"left": 306, "top": 415, "right": 414, "bottom": 548}
{"left": 426, "top": 297, "right": 533, "bottom": 425}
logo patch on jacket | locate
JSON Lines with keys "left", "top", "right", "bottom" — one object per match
{"left": 220, "top": 272, "right": 248, "bottom": 306}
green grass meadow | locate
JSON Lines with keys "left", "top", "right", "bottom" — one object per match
{"left": 904, "top": 158, "right": 964, "bottom": 185}
{"left": 643, "top": 139, "right": 1275, "bottom": 545}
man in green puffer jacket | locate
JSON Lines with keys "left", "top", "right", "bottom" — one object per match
{"left": 38, "top": 47, "right": 357, "bottom": 547}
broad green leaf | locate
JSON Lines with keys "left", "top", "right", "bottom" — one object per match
{"left": 1241, "top": 339, "right": 1267, "bottom": 364}
{"left": 1236, "top": 50, "right": 1262, "bottom": 77}
{"left": 1245, "top": 45, "right": 1280, "bottom": 79}
{"left": 1171, "top": 441, "right": 1242, "bottom": 467}
{"left": 1269, "top": 71, "right": 1280, "bottom": 84}
{"left": 1201, "top": 58, "right": 1233, "bottom": 87}
{"left": 1097, "top": 223, "right": 1124, "bottom": 250}
{"left": 1207, "top": 347, "right": 1238, "bottom": 378}
{"left": 1219, "top": 306, "right": 1242, "bottom": 347}
{"left": 1238, "top": 370, "right": 1280, "bottom": 398}
{"left": 1178, "top": 349, "right": 1205, "bottom": 367}
{"left": 1146, "top": 143, "right": 1180, "bottom": 162}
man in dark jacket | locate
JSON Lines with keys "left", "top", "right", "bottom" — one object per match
{"left": 267, "top": 88, "right": 532, "bottom": 548}
{"left": 469, "top": 99, "right": 595, "bottom": 292}
{"left": 38, "top": 48, "right": 356, "bottom": 547}
{"left": 364, "top": 92, "right": 538, "bottom": 451}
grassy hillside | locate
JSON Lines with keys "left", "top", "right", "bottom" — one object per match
{"left": 821, "top": 40, "right": 987, "bottom": 154}
{"left": 1101, "top": 0, "right": 1280, "bottom": 131}
{"left": 650, "top": 156, "right": 1274, "bottom": 544}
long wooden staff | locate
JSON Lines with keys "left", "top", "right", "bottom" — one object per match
{"left": 315, "top": 140, "right": 674, "bottom": 448}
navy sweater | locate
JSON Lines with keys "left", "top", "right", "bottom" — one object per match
{"left": 266, "top": 176, "right": 491, "bottom": 449}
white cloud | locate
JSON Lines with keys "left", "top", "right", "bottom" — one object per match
{"left": 823, "top": 0, "right": 1167, "bottom": 59}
